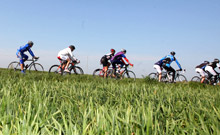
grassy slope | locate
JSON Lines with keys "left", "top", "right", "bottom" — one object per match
{"left": 0, "top": 69, "right": 220, "bottom": 135}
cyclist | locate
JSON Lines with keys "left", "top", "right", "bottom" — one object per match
{"left": 57, "top": 45, "right": 79, "bottom": 73}
{"left": 100, "top": 49, "right": 116, "bottom": 78}
{"left": 160, "top": 51, "right": 182, "bottom": 82}
{"left": 205, "top": 58, "right": 220, "bottom": 85}
{"left": 111, "top": 49, "right": 133, "bottom": 76}
{"left": 16, "top": 41, "right": 39, "bottom": 73}
{"left": 195, "top": 61, "right": 209, "bottom": 83}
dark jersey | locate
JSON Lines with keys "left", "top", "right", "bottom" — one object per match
{"left": 155, "top": 57, "right": 171, "bottom": 67}
{"left": 102, "top": 53, "right": 114, "bottom": 60}
{"left": 196, "top": 63, "right": 208, "bottom": 69}
{"left": 208, "top": 62, "right": 220, "bottom": 69}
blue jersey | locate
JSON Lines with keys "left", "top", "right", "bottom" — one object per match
{"left": 160, "top": 55, "right": 182, "bottom": 69}
{"left": 17, "top": 44, "right": 35, "bottom": 57}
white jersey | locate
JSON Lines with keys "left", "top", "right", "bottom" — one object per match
{"left": 58, "top": 48, "right": 76, "bottom": 61}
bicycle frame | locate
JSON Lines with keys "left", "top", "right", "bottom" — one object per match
{"left": 24, "top": 59, "right": 38, "bottom": 69}
{"left": 163, "top": 69, "right": 186, "bottom": 82}
{"left": 56, "top": 60, "right": 80, "bottom": 72}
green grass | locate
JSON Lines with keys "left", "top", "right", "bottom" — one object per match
{"left": 0, "top": 68, "right": 220, "bottom": 134}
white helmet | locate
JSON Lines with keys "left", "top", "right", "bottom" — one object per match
{"left": 121, "top": 48, "right": 127, "bottom": 53}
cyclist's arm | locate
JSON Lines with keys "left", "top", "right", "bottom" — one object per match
{"left": 175, "top": 59, "right": 182, "bottom": 69}
{"left": 217, "top": 63, "right": 220, "bottom": 69}
{"left": 67, "top": 48, "right": 76, "bottom": 61}
{"left": 28, "top": 48, "right": 35, "bottom": 57}
{"left": 123, "top": 56, "right": 133, "bottom": 66}
{"left": 67, "top": 54, "right": 76, "bottom": 61}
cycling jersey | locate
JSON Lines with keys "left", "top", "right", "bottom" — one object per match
{"left": 111, "top": 52, "right": 126, "bottom": 61}
{"left": 155, "top": 58, "right": 170, "bottom": 67}
{"left": 58, "top": 48, "right": 76, "bottom": 61}
{"left": 111, "top": 52, "right": 127, "bottom": 69}
{"left": 154, "top": 60, "right": 163, "bottom": 67}
{"left": 196, "top": 62, "right": 208, "bottom": 70}
{"left": 101, "top": 53, "right": 114, "bottom": 67}
{"left": 160, "top": 55, "right": 182, "bottom": 69}
{"left": 208, "top": 62, "right": 220, "bottom": 69}
{"left": 16, "top": 44, "right": 35, "bottom": 57}
{"left": 102, "top": 53, "right": 114, "bottom": 60}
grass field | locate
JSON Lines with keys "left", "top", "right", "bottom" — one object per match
{"left": 0, "top": 68, "right": 220, "bottom": 135}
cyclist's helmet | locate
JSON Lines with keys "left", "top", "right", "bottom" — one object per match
{"left": 110, "top": 49, "right": 115, "bottom": 53}
{"left": 121, "top": 48, "right": 127, "bottom": 54}
{"left": 69, "top": 45, "right": 75, "bottom": 51}
{"left": 214, "top": 58, "right": 219, "bottom": 63}
{"left": 170, "top": 51, "right": 176, "bottom": 56}
{"left": 204, "top": 61, "right": 209, "bottom": 64}
{"left": 28, "top": 41, "right": 34, "bottom": 46}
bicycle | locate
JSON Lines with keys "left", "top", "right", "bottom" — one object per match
{"left": 49, "top": 60, "right": 84, "bottom": 75}
{"left": 8, "top": 58, "right": 44, "bottom": 72}
{"left": 108, "top": 64, "right": 136, "bottom": 81}
{"left": 148, "top": 69, "right": 187, "bottom": 83}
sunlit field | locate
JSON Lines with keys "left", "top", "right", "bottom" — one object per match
{"left": 0, "top": 68, "right": 220, "bottom": 135}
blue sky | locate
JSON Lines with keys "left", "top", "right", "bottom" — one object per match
{"left": 0, "top": 0, "right": 220, "bottom": 78}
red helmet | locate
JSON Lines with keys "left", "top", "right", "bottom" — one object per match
{"left": 110, "top": 49, "right": 115, "bottom": 53}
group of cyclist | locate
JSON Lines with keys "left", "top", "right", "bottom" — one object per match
{"left": 100, "top": 48, "right": 134, "bottom": 78}
{"left": 16, "top": 41, "right": 219, "bottom": 84}
{"left": 16, "top": 41, "right": 134, "bottom": 78}
{"left": 195, "top": 59, "right": 220, "bottom": 84}
{"left": 153, "top": 51, "right": 220, "bottom": 84}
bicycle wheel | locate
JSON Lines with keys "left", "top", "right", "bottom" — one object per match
{"left": 175, "top": 74, "right": 187, "bottom": 82}
{"left": 122, "top": 70, "right": 136, "bottom": 81}
{"left": 8, "top": 61, "right": 21, "bottom": 71}
{"left": 49, "top": 65, "right": 63, "bottom": 74}
{"left": 148, "top": 73, "right": 158, "bottom": 80}
{"left": 93, "top": 69, "right": 104, "bottom": 78}
{"left": 29, "top": 63, "right": 44, "bottom": 72}
{"left": 70, "top": 66, "right": 84, "bottom": 75}
{"left": 191, "top": 76, "right": 200, "bottom": 82}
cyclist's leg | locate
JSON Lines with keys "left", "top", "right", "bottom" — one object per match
{"left": 164, "top": 66, "right": 175, "bottom": 82}
{"left": 196, "top": 68, "right": 205, "bottom": 83}
{"left": 17, "top": 52, "right": 24, "bottom": 71}
{"left": 65, "top": 58, "right": 71, "bottom": 69}
{"left": 111, "top": 60, "right": 117, "bottom": 76}
{"left": 205, "top": 66, "right": 217, "bottom": 84}
{"left": 17, "top": 52, "right": 28, "bottom": 72}
{"left": 213, "top": 69, "right": 218, "bottom": 84}
{"left": 58, "top": 55, "right": 70, "bottom": 72}
{"left": 170, "top": 67, "right": 175, "bottom": 82}
{"left": 154, "top": 65, "right": 162, "bottom": 82}
{"left": 116, "top": 61, "right": 124, "bottom": 74}
{"left": 102, "top": 59, "right": 108, "bottom": 78}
